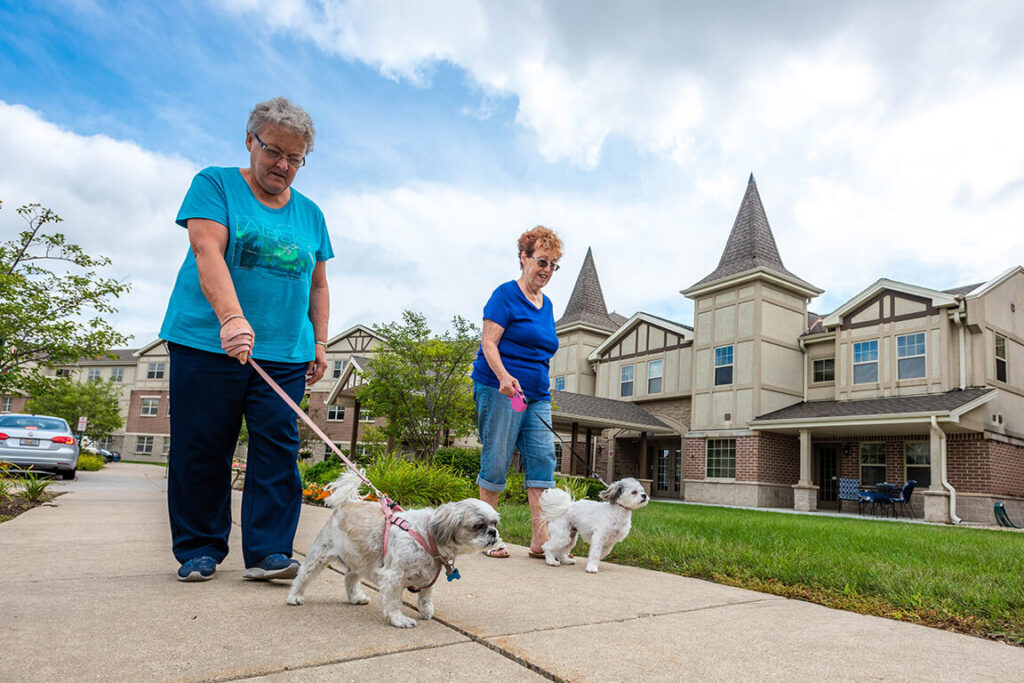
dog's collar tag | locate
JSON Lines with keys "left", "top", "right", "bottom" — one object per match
{"left": 446, "top": 567, "right": 460, "bottom": 582}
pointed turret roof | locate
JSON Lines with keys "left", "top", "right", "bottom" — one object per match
{"left": 556, "top": 247, "right": 621, "bottom": 332}
{"left": 685, "top": 175, "right": 820, "bottom": 296}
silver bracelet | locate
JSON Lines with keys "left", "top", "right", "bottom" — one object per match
{"left": 315, "top": 340, "right": 328, "bottom": 348}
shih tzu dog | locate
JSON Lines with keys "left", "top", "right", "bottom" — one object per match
{"left": 286, "top": 471, "right": 500, "bottom": 628}
{"left": 540, "top": 478, "right": 649, "bottom": 573}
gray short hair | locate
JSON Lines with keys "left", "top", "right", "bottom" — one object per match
{"left": 246, "top": 97, "right": 316, "bottom": 154}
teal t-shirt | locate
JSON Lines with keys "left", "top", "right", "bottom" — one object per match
{"left": 159, "top": 167, "right": 334, "bottom": 363}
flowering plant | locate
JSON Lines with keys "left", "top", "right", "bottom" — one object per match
{"left": 302, "top": 482, "right": 330, "bottom": 505}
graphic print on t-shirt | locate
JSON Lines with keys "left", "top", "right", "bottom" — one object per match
{"left": 232, "top": 216, "right": 314, "bottom": 280}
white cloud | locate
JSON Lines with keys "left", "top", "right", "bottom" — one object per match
{"left": 0, "top": 101, "right": 197, "bottom": 347}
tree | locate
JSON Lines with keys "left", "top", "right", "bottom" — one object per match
{"left": 0, "top": 202, "right": 131, "bottom": 394}
{"left": 25, "top": 378, "right": 124, "bottom": 443}
{"left": 357, "top": 311, "right": 479, "bottom": 462}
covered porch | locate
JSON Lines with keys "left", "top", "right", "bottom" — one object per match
{"left": 749, "top": 388, "right": 996, "bottom": 523}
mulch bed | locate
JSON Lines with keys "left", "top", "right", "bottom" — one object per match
{"left": 0, "top": 497, "right": 40, "bottom": 521}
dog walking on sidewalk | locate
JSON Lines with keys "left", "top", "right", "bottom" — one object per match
{"left": 540, "top": 478, "right": 649, "bottom": 573}
{"left": 287, "top": 471, "right": 500, "bottom": 628}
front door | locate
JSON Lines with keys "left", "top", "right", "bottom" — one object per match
{"left": 816, "top": 445, "right": 839, "bottom": 509}
{"left": 652, "top": 443, "right": 682, "bottom": 499}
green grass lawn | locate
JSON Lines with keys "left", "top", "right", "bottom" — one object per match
{"left": 497, "top": 501, "right": 1024, "bottom": 644}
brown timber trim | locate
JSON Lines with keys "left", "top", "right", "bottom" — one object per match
{"left": 840, "top": 291, "right": 939, "bottom": 331}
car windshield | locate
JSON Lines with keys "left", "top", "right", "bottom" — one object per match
{"left": 0, "top": 416, "right": 68, "bottom": 431}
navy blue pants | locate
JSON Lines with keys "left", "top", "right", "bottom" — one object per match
{"left": 167, "top": 342, "right": 306, "bottom": 568}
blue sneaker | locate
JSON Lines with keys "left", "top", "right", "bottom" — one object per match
{"left": 242, "top": 553, "right": 300, "bottom": 581}
{"left": 177, "top": 556, "right": 217, "bottom": 582}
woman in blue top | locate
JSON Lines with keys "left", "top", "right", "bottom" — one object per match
{"left": 160, "top": 97, "right": 333, "bottom": 582}
{"left": 471, "top": 226, "right": 562, "bottom": 558}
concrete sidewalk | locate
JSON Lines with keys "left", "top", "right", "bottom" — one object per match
{"left": 2, "top": 464, "right": 1022, "bottom": 682}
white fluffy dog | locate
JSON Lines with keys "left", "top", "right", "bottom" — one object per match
{"left": 286, "top": 471, "right": 500, "bottom": 628}
{"left": 540, "top": 478, "right": 649, "bottom": 573}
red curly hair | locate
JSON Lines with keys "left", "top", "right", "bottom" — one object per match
{"left": 517, "top": 225, "right": 563, "bottom": 267}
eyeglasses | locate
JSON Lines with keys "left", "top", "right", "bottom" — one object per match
{"left": 253, "top": 132, "right": 306, "bottom": 168}
{"left": 529, "top": 256, "right": 560, "bottom": 271}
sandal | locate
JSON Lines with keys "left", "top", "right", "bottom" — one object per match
{"left": 483, "top": 545, "right": 510, "bottom": 558}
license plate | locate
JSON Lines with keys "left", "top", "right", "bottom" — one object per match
{"left": 20, "top": 438, "right": 39, "bottom": 446}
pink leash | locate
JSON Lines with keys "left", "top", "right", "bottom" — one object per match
{"left": 247, "top": 357, "right": 458, "bottom": 587}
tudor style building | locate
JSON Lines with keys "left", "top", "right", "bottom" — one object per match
{"left": 549, "top": 175, "right": 1023, "bottom": 524}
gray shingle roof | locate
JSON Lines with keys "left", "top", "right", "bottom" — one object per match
{"left": 78, "top": 348, "right": 139, "bottom": 364}
{"left": 751, "top": 387, "right": 994, "bottom": 422}
{"left": 552, "top": 390, "right": 673, "bottom": 432}
{"left": 689, "top": 175, "right": 818, "bottom": 292}
{"left": 556, "top": 247, "right": 621, "bottom": 332}
{"left": 943, "top": 283, "right": 984, "bottom": 296}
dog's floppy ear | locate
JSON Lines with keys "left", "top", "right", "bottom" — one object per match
{"left": 599, "top": 481, "right": 624, "bottom": 504}
{"left": 429, "top": 502, "right": 461, "bottom": 551}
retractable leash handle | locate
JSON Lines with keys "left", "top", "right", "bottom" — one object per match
{"left": 509, "top": 388, "right": 608, "bottom": 487}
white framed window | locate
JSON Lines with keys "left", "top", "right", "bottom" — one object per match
{"left": 553, "top": 375, "right": 566, "bottom": 391}
{"left": 147, "top": 362, "right": 165, "bottom": 379}
{"left": 328, "top": 404, "right": 345, "bottom": 421}
{"left": 904, "top": 442, "right": 930, "bottom": 488}
{"left": 87, "top": 367, "right": 102, "bottom": 382}
{"left": 140, "top": 397, "right": 159, "bottom": 416}
{"left": 620, "top": 365, "right": 634, "bottom": 398}
{"left": 55, "top": 368, "right": 72, "bottom": 378}
{"left": 647, "top": 359, "right": 664, "bottom": 394}
{"left": 97, "top": 436, "right": 112, "bottom": 450}
{"left": 136, "top": 435, "right": 154, "bottom": 454}
{"left": 359, "top": 409, "right": 375, "bottom": 422}
{"left": 332, "top": 360, "right": 345, "bottom": 379}
{"left": 813, "top": 358, "right": 835, "bottom": 383}
{"left": 110, "top": 367, "right": 124, "bottom": 383}
{"left": 897, "top": 333, "right": 926, "bottom": 379}
{"left": 162, "top": 438, "right": 171, "bottom": 456}
{"left": 706, "top": 438, "right": 736, "bottom": 478}
{"left": 0, "top": 396, "right": 11, "bottom": 412}
{"left": 853, "top": 340, "right": 879, "bottom": 384}
{"left": 996, "top": 334, "right": 1007, "bottom": 383}
{"left": 859, "top": 442, "right": 886, "bottom": 486}
{"left": 714, "top": 345, "right": 733, "bottom": 386}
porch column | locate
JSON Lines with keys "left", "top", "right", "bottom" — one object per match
{"left": 570, "top": 422, "right": 580, "bottom": 476}
{"left": 923, "top": 421, "right": 952, "bottom": 523}
{"left": 349, "top": 398, "right": 361, "bottom": 456}
{"left": 585, "top": 428, "right": 593, "bottom": 474}
{"left": 792, "top": 428, "right": 818, "bottom": 512}
{"left": 638, "top": 431, "right": 650, "bottom": 494}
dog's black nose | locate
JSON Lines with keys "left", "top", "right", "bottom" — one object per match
{"left": 487, "top": 528, "right": 497, "bottom": 537}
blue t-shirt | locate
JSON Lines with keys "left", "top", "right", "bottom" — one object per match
{"left": 159, "top": 167, "right": 334, "bottom": 363}
{"left": 471, "top": 280, "right": 559, "bottom": 401}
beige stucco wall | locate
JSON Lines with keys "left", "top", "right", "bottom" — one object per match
{"left": 551, "top": 327, "right": 611, "bottom": 395}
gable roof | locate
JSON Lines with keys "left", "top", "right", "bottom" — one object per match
{"left": 963, "top": 266, "right": 1024, "bottom": 299}
{"left": 683, "top": 175, "right": 821, "bottom": 298}
{"left": 552, "top": 390, "right": 674, "bottom": 433}
{"left": 820, "top": 278, "right": 960, "bottom": 328}
{"left": 588, "top": 312, "right": 693, "bottom": 362}
{"left": 78, "top": 348, "right": 138, "bottom": 365}
{"left": 135, "top": 339, "right": 167, "bottom": 358}
{"left": 326, "top": 324, "right": 383, "bottom": 347}
{"left": 556, "top": 247, "right": 621, "bottom": 332}
{"left": 325, "top": 355, "right": 373, "bottom": 404}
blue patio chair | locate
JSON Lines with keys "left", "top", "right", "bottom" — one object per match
{"left": 890, "top": 480, "right": 917, "bottom": 518}
{"left": 873, "top": 482, "right": 900, "bottom": 517}
{"left": 858, "top": 490, "right": 893, "bottom": 516}
{"left": 838, "top": 478, "right": 862, "bottom": 513}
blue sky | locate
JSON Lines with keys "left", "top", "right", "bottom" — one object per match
{"left": 2, "top": 0, "right": 1023, "bottom": 346}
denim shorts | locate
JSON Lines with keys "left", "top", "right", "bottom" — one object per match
{"left": 474, "top": 381, "right": 556, "bottom": 491}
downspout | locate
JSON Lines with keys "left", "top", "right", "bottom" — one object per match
{"left": 952, "top": 299, "right": 967, "bottom": 390}
{"left": 799, "top": 338, "right": 808, "bottom": 402}
{"left": 931, "top": 415, "right": 961, "bottom": 524}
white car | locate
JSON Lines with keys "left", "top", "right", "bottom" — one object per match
{"left": 0, "top": 414, "right": 80, "bottom": 479}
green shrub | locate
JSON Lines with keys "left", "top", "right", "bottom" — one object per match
{"left": 553, "top": 475, "right": 592, "bottom": 501}
{"left": 76, "top": 454, "right": 105, "bottom": 471}
{"left": 19, "top": 470, "right": 59, "bottom": 503}
{"left": 432, "top": 447, "right": 481, "bottom": 479}
{"left": 365, "top": 454, "right": 475, "bottom": 507}
{"left": 302, "top": 459, "right": 344, "bottom": 486}
{"left": 498, "top": 470, "right": 528, "bottom": 505}
{"left": 579, "top": 477, "right": 605, "bottom": 500}
{"left": 0, "top": 462, "right": 15, "bottom": 500}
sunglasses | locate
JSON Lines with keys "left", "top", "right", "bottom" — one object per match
{"left": 528, "top": 256, "right": 560, "bottom": 271}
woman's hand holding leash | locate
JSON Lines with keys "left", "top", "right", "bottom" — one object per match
{"left": 220, "top": 316, "right": 254, "bottom": 364}
{"left": 498, "top": 374, "right": 522, "bottom": 398}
